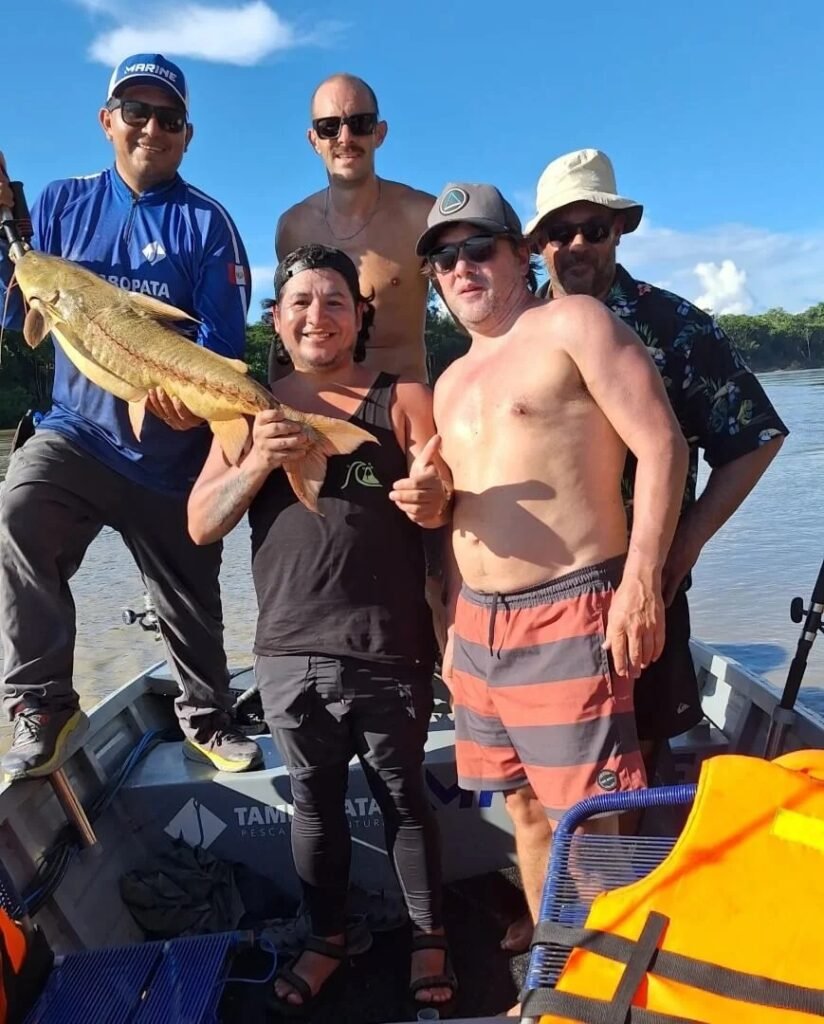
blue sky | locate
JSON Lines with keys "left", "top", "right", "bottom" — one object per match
{"left": 6, "top": 0, "right": 824, "bottom": 319}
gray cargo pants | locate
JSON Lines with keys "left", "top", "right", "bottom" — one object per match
{"left": 0, "top": 431, "right": 232, "bottom": 740}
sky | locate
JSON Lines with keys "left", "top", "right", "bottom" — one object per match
{"left": 6, "top": 0, "right": 824, "bottom": 321}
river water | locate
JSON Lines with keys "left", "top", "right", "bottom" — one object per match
{"left": 0, "top": 368, "right": 821, "bottom": 751}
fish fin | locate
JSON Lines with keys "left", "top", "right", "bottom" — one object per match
{"left": 23, "top": 308, "right": 51, "bottom": 349}
{"left": 282, "top": 412, "right": 377, "bottom": 513}
{"left": 298, "top": 412, "right": 378, "bottom": 457}
{"left": 284, "top": 449, "right": 328, "bottom": 514}
{"left": 210, "top": 416, "right": 251, "bottom": 465}
{"left": 127, "top": 292, "right": 199, "bottom": 324}
{"left": 50, "top": 325, "right": 147, "bottom": 402}
{"left": 128, "top": 399, "right": 147, "bottom": 441}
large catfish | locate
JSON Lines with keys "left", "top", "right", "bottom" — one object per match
{"left": 12, "top": 250, "right": 375, "bottom": 512}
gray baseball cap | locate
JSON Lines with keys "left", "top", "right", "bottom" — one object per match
{"left": 416, "top": 182, "right": 523, "bottom": 256}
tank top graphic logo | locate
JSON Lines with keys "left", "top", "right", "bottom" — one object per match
{"left": 341, "top": 460, "right": 382, "bottom": 489}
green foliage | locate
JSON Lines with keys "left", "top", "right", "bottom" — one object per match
{"left": 718, "top": 304, "right": 824, "bottom": 371}
{"left": 0, "top": 329, "right": 53, "bottom": 428}
{"left": 424, "top": 293, "right": 469, "bottom": 382}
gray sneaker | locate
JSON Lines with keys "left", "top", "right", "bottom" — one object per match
{"left": 182, "top": 728, "right": 263, "bottom": 773}
{"left": 2, "top": 707, "right": 90, "bottom": 780}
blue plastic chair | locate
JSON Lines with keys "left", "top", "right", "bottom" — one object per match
{"left": 0, "top": 857, "right": 251, "bottom": 1024}
{"left": 521, "top": 784, "right": 697, "bottom": 1019}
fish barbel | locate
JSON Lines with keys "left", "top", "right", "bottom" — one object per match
{"left": 12, "top": 250, "right": 376, "bottom": 512}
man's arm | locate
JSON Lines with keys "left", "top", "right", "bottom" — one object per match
{"left": 663, "top": 438, "right": 783, "bottom": 604}
{"left": 187, "top": 408, "right": 310, "bottom": 544}
{"left": 563, "top": 297, "right": 689, "bottom": 677}
{"left": 663, "top": 320, "right": 788, "bottom": 603}
{"left": 388, "top": 381, "right": 453, "bottom": 528}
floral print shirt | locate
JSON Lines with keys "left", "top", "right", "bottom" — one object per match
{"left": 605, "top": 265, "right": 788, "bottom": 523}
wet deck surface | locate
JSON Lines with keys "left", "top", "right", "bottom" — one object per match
{"left": 222, "top": 869, "right": 529, "bottom": 1022}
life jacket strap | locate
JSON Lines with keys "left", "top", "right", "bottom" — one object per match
{"left": 524, "top": 913, "right": 824, "bottom": 1022}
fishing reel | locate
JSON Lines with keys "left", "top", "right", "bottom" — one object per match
{"left": 121, "top": 592, "right": 161, "bottom": 637}
{"left": 790, "top": 596, "right": 824, "bottom": 632}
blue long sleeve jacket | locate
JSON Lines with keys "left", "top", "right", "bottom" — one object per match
{"left": 0, "top": 166, "right": 251, "bottom": 494}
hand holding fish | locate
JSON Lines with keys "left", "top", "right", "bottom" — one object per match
{"left": 146, "top": 387, "right": 203, "bottom": 431}
{"left": 245, "top": 408, "right": 312, "bottom": 472}
{"left": 12, "top": 250, "right": 376, "bottom": 512}
{"left": 390, "top": 434, "right": 453, "bottom": 526}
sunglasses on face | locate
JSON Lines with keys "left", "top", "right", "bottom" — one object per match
{"left": 107, "top": 98, "right": 187, "bottom": 134}
{"left": 312, "top": 112, "right": 379, "bottom": 139}
{"left": 542, "top": 219, "right": 614, "bottom": 247}
{"left": 426, "top": 235, "right": 500, "bottom": 274}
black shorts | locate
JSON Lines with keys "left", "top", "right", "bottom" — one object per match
{"left": 633, "top": 592, "right": 703, "bottom": 741}
{"left": 255, "top": 653, "right": 434, "bottom": 773}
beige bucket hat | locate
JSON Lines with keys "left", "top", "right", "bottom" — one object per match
{"left": 524, "top": 149, "right": 643, "bottom": 237}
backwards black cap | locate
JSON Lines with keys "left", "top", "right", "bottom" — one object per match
{"left": 274, "top": 244, "right": 362, "bottom": 304}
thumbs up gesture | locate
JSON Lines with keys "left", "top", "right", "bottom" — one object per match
{"left": 389, "top": 434, "right": 453, "bottom": 526}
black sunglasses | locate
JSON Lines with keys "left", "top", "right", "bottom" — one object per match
{"left": 312, "top": 112, "right": 378, "bottom": 140}
{"left": 426, "top": 234, "right": 500, "bottom": 274}
{"left": 542, "top": 219, "right": 614, "bottom": 247}
{"left": 107, "top": 98, "right": 187, "bottom": 134}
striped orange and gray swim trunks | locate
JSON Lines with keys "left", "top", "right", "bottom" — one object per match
{"left": 451, "top": 557, "right": 646, "bottom": 819}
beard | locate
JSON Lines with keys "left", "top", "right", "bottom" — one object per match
{"left": 554, "top": 252, "right": 616, "bottom": 299}
{"left": 294, "top": 340, "right": 355, "bottom": 372}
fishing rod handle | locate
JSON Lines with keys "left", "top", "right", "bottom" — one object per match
{"left": 0, "top": 180, "right": 33, "bottom": 261}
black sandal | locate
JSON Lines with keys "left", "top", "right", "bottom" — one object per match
{"left": 408, "top": 931, "right": 459, "bottom": 1019}
{"left": 270, "top": 935, "right": 349, "bottom": 1018}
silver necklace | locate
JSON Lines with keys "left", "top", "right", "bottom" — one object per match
{"left": 323, "top": 178, "right": 382, "bottom": 241}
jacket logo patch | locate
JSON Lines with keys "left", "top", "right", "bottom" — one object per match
{"left": 142, "top": 241, "right": 166, "bottom": 265}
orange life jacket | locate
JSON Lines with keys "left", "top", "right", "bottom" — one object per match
{"left": 0, "top": 907, "right": 27, "bottom": 1024}
{"left": 529, "top": 750, "right": 824, "bottom": 1024}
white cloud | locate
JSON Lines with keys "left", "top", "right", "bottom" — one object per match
{"left": 85, "top": 1, "right": 335, "bottom": 67}
{"left": 619, "top": 218, "right": 824, "bottom": 314}
{"left": 693, "top": 259, "right": 753, "bottom": 315}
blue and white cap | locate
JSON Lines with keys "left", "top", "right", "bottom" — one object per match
{"left": 107, "top": 53, "right": 188, "bottom": 111}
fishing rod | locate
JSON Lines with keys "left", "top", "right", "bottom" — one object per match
{"left": 0, "top": 172, "right": 32, "bottom": 262}
{"left": 764, "top": 556, "right": 824, "bottom": 759}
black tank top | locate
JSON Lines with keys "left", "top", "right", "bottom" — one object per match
{"left": 249, "top": 372, "right": 436, "bottom": 666}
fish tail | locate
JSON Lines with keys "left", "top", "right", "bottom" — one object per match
{"left": 285, "top": 412, "right": 377, "bottom": 513}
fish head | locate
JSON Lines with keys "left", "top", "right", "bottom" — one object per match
{"left": 13, "top": 251, "right": 62, "bottom": 307}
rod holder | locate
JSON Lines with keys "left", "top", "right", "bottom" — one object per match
{"left": 49, "top": 768, "right": 98, "bottom": 848}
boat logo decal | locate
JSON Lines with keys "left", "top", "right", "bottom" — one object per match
{"left": 440, "top": 187, "right": 469, "bottom": 215}
{"left": 342, "top": 460, "right": 382, "bottom": 489}
{"left": 165, "top": 798, "right": 228, "bottom": 849}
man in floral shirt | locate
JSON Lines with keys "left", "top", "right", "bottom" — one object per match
{"left": 527, "top": 149, "right": 787, "bottom": 767}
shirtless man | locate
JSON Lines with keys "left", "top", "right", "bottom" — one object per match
{"left": 417, "top": 183, "right": 688, "bottom": 973}
{"left": 273, "top": 73, "right": 433, "bottom": 383}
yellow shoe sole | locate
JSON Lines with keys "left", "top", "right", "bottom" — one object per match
{"left": 4, "top": 710, "right": 90, "bottom": 781}
{"left": 182, "top": 738, "right": 262, "bottom": 773}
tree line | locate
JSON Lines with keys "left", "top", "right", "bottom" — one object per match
{"left": 0, "top": 299, "right": 820, "bottom": 429}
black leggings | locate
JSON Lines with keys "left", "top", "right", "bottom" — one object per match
{"left": 256, "top": 653, "right": 443, "bottom": 937}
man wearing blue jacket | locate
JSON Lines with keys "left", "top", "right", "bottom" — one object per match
{"left": 0, "top": 54, "right": 262, "bottom": 777}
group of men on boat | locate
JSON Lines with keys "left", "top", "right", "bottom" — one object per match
{"left": 0, "top": 54, "right": 788, "bottom": 1017}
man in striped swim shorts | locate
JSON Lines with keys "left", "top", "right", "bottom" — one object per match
{"left": 417, "top": 182, "right": 688, "bottom": 966}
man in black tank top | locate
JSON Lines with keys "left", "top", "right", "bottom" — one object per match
{"left": 188, "top": 245, "right": 457, "bottom": 1016}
